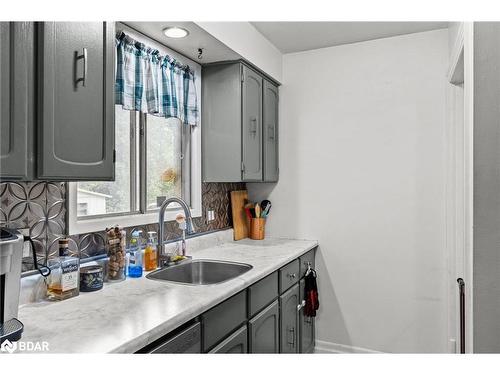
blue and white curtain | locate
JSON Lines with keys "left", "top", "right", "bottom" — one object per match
{"left": 115, "top": 32, "right": 198, "bottom": 126}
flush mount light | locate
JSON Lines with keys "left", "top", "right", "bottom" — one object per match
{"left": 163, "top": 27, "right": 189, "bottom": 38}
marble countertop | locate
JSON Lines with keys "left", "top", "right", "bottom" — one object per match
{"left": 17, "top": 236, "right": 318, "bottom": 353}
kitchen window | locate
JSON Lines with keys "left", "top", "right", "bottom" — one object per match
{"left": 67, "top": 105, "right": 201, "bottom": 235}
{"left": 67, "top": 28, "right": 201, "bottom": 235}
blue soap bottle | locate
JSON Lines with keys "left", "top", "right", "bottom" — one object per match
{"left": 128, "top": 230, "right": 143, "bottom": 278}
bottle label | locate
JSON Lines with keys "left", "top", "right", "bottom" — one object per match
{"left": 61, "top": 263, "right": 78, "bottom": 292}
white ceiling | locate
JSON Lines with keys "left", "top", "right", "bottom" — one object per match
{"left": 123, "top": 21, "right": 241, "bottom": 63}
{"left": 251, "top": 22, "right": 449, "bottom": 53}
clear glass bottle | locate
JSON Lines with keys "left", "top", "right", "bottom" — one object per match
{"left": 144, "top": 231, "right": 157, "bottom": 271}
{"left": 47, "top": 238, "right": 80, "bottom": 301}
{"left": 128, "top": 230, "right": 143, "bottom": 278}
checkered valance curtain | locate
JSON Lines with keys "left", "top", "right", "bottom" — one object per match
{"left": 115, "top": 32, "right": 198, "bottom": 126}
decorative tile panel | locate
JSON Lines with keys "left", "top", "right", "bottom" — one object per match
{"left": 0, "top": 181, "right": 245, "bottom": 271}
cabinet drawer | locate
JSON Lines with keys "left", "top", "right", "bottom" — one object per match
{"left": 149, "top": 322, "right": 201, "bottom": 353}
{"left": 299, "top": 248, "right": 316, "bottom": 278}
{"left": 202, "top": 290, "right": 247, "bottom": 352}
{"left": 279, "top": 259, "right": 300, "bottom": 293}
{"left": 248, "top": 271, "right": 278, "bottom": 317}
{"left": 209, "top": 325, "right": 248, "bottom": 354}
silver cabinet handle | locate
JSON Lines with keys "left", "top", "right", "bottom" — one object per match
{"left": 287, "top": 326, "right": 295, "bottom": 346}
{"left": 457, "top": 278, "right": 465, "bottom": 354}
{"left": 249, "top": 117, "right": 257, "bottom": 136}
{"left": 268, "top": 125, "right": 275, "bottom": 140}
{"left": 287, "top": 273, "right": 296, "bottom": 279}
{"left": 297, "top": 300, "right": 306, "bottom": 312}
{"left": 76, "top": 48, "right": 88, "bottom": 87}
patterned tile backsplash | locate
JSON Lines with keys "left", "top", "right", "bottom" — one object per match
{"left": 0, "top": 181, "right": 245, "bottom": 272}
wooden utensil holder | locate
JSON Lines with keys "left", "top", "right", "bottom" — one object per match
{"left": 249, "top": 218, "right": 266, "bottom": 240}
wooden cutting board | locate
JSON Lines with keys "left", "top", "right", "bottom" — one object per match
{"left": 230, "top": 190, "right": 249, "bottom": 240}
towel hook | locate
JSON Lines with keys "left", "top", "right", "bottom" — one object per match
{"left": 305, "top": 261, "right": 312, "bottom": 276}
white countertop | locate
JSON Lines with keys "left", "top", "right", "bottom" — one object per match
{"left": 17, "top": 236, "right": 318, "bottom": 353}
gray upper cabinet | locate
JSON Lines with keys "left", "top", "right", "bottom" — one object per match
{"left": 202, "top": 63, "right": 242, "bottom": 182}
{"left": 280, "top": 283, "right": 300, "bottom": 353}
{"left": 241, "top": 65, "right": 263, "bottom": 181}
{"left": 37, "top": 22, "right": 115, "bottom": 180}
{"left": 248, "top": 300, "right": 280, "bottom": 353}
{"left": 1, "top": 22, "right": 115, "bottom": 182}
{"left": 0, "top": 22, "right": 35, "bottom": 180}
{"left": 202, "top": 61, "right": 279, "bottom": 183}
{"left": 263, "top": 80, "right": 279, "bottom": 182}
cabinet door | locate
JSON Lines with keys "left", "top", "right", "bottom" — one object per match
{"left": 248, "top": 300, "right": 279, "bottom": 353}
{"left": 38, "top": 22, "right": 115, "bottom": 180}
{"left": 299, "top": 279, "right": 315, "bottom": 353}
{"left": 241, "top": 65, "right": 263, "bottom": 181}
{"left": 0, "top": 22, "right": 35, "bottom": 180}
{"left": 209, "top": 325, "right": 248, "bottom": 354}
{"left": 202, "top": 63, "right": 242, "bottom": 182}
{"left": 263, "top": 80, "right": 279, "bottom": 182}
{"left": 280, "top": 283, "right": 299, "bottom": 353}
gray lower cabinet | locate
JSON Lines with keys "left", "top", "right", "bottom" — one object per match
{"left": 248, "top": 300, "right": 280, "bottom": 353}
{"left": 0, "top": 22, "right": 35, "bottom": 180}
{"left": 280, "top": 283, "right": 300, "bottom": 353}
{"left": 299, "top": 279, "right": 315, "bottom": 353}
{"left": 209, "top": 325, "right": 248, "bottom": 354}
{"left": 202, "top": 61, "right": 279, "bottom": 183}
{"left": 263, "top": 80, "right": 279, "bottom": 182}
{"left": 37, "top": 22, "right": 115, "bottom": 180}
{"left": 137, "top": 248, "right": 317, "bottom": 354}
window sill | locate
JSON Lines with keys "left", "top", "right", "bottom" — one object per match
{"left": 67, "top": 207, "right": 202, "bottom": 236}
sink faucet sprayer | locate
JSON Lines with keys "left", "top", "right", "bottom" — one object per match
{"left": 157, "top": 197, "right": 196, "bottom": 268}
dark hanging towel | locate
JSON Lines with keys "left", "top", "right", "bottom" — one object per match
{"left": 304, "top": 268, "right": 319, "bottom": 317}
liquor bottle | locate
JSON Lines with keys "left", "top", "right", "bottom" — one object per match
{"left": 47, "top": 238, "right": 80, "bottom": 301}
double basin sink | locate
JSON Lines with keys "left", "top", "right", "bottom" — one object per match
{"left": 146, "top": 259, "right": 252, "bottom": 285}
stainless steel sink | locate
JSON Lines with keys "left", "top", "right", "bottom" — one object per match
{"left": 146, "top": 259, "right": 253, "bottom": 285}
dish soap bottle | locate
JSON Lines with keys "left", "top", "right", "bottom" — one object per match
{"left": 128, "top": 230, "right": 143, "bottom": 278}
{"left": 144, "top": 231, "right": 157, "bottom": 271}
{"left": 47, "top": 238, "right": 80, "bottom": 301}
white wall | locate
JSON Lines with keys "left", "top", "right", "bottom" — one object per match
{"left": 195, "top": 22, "right": 283, "bottom": 82}
{"left": 472, "top": 22, "right": 500, "bottom": 353}
{"left": 248, "top": 29, "right": 449, "bottom": 353}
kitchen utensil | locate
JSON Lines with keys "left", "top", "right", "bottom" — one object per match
{"left": 260, "top": 200, "right": 271, "bottom": 213}
{"left": 244, "top": 207, "right": 252, "bottom": 220}
{"left": 230, "top": 190, "right": 249, "bottom": 240}
{"left": 255, "top": 203, "right": 261, "bottom": 218}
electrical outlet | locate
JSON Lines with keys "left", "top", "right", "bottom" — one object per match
{"left": 206, "top": 209, "right": 215, "bottom": 223}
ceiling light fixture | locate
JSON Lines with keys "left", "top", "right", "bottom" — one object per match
{"left": 163, "top": 27, "right": 189, "bottom": 38}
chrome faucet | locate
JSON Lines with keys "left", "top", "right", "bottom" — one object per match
{"left": 157, "top": 197, "right": 196, "bottom": 268}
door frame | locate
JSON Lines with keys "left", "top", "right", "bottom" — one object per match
{"left": 445, "top": 22, "right": 474, "bottom": 353}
